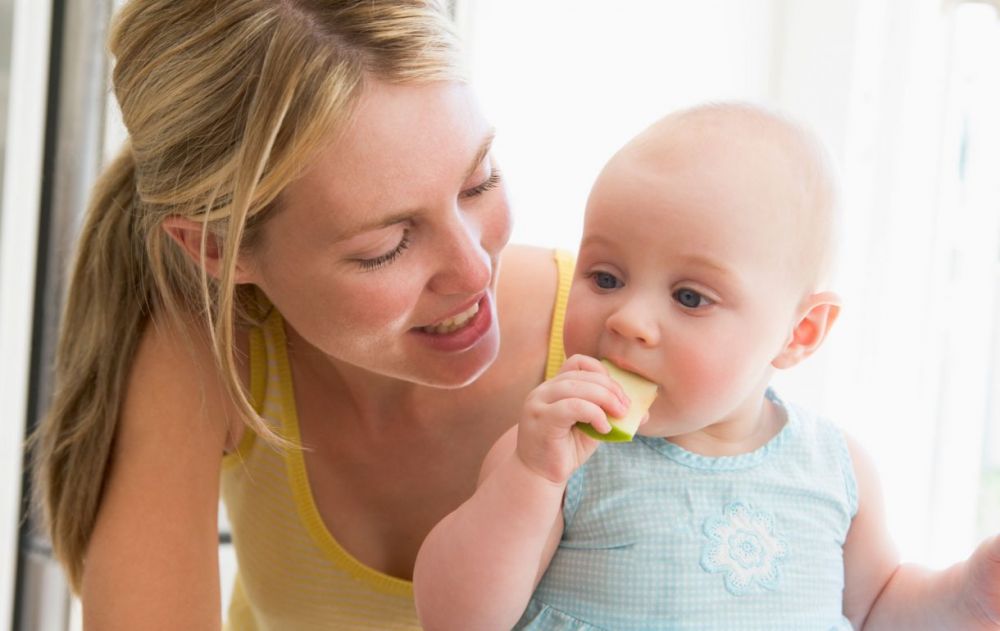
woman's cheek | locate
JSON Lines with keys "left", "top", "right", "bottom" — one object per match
{"left": 336, "top": 273, "right": 420, "bottom": 330}
{"left": 484, "top": 198, "right": 513, "bottom": 259}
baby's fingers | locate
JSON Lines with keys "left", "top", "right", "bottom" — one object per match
{"left": 527, "top": 378, "right": 627, "bottom": 427}
{"left": 544, "top": 397, "right": 613, "bottom": 435}
{"left": 551, "top": 360, "right": 629, "bottom": 409}
{"left": 543, "top": 376, "right": 629, "bottom": 417}
{"left": 559, "top": 354, "right": 607, "bottom": 376}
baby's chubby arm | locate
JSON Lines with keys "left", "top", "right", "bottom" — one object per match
{"left": 413, "top": 355, "right": 629, "bottom": 631}
{"left": 842, "top": 435, "right": 1000, "bottom": 630}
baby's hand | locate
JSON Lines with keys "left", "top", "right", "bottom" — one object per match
{"left": 516, "top": 354, "right": 629, "bottom": 485}
{"left": 964, "top": 534, "right": 1000, "bottom": 628}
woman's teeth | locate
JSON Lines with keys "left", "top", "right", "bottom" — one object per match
{"left": 421, "top": 302, "right": 480, "bottom": 334}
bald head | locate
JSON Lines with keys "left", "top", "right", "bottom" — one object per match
{"left": 609, "top": 102, "right": 839, "bottom": 292}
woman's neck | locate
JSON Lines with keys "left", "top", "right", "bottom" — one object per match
{"left": 283, "top": 322, "right": 443, "bottom": 432}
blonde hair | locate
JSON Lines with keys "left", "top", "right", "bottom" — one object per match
{"left": 32, "top": 0, "right": 464, "bottom": 592}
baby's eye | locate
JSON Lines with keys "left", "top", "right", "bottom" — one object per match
{"left": 590, "top": 271, "right": 623, "bottom": 290}
{"left": 673, "top": 288, "right": 711, "bottom": 309}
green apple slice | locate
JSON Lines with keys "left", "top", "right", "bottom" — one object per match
{"left": 576, "top": 359, "right": 658, "bottom": 442}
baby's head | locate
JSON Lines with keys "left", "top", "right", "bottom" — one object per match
{"left": 612, "top": 102, "right": 837, "bottom": 291}
{"left": 564, "top": 102, "right": 841, "bottom": 438}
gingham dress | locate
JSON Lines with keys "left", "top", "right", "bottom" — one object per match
{"left": 516, "top": 390, "right": 857, "bottom": 631}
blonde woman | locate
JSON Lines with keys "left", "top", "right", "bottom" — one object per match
{"left": 32, "top": 1, "right": 572, "bottom": 628}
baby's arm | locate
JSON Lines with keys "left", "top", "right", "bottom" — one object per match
{"left": 413, "top": 355, "right": 627, "bottom": 631}
{"left": 842, "top": 435, "right": 1000, "bottom": 629}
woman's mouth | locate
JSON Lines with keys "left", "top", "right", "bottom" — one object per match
{"left": 411, "top": 294, "right": 495, "bottom": 353}
{"left": 419, "top": 301, "right": 481, "bottom": 334}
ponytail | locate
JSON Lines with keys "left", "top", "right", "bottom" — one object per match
{"left": 32, "top": 145, "right": 150, "bottom": 591}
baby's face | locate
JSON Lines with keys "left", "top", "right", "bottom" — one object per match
{"left": 564, "top": 123, "right": 818, "bottom": 438}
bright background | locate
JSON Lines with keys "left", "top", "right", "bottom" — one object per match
{"left": 456, "top": 0, "right": 1000, "bottom": 569}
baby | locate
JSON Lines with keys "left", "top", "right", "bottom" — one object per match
{"left": 413, "top": 103, "right": 1000, "bottom": 630}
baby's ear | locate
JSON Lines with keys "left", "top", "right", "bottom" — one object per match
{"left": 771, "top": 292, "right": 841, "bottom": 369}
{"left": 162, "top": 216, "right": 255, "bottom": 283}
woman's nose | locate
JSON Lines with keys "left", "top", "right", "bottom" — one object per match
{"left": 428, "top": 213, "right": 492, "bottom": 296}
{"left": 605, "top": 296, "right": 661, "bottom": 346}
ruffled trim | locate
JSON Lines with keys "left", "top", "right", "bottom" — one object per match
{"left": 636, "top": 389, "right": 797, "bottom": 471}
{"left": 514, "top": 598, "right": 608, "bottom": 630}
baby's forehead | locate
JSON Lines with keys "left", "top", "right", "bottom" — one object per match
{"left": 600, "top": 103, "right": 838, "bottom": 287}
{"left": 632, "top": 104, "right": 819, "bottom": 170}
{"left": 635, "top": 104, "right": 831, "bottom": 197}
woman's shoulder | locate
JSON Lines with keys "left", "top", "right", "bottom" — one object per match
{"left": 497, "top": 244, "right": 562, "bottom": 326}
{"left": 492, "top": 244, "right": 568, "bottom": 379}
{"left": 126, "top": 312, "right": 250, "bottom": 452}
{"left": 496, "top": 244, "right": 567, "bottom": 315}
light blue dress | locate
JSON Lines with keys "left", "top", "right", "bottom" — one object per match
{"left": 515, "top": 390, "right": 857, "bottom": 631}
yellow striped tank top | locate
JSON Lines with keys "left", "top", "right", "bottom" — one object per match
{"left": 220, "top": 250, "right": 574, "bottom": 630}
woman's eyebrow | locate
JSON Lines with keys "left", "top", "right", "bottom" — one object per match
{"left": 332, "top": 130, "right": 498, "bottom": 243}
{"left": 463, "top": 130, "right": 496, "bottom": 180}
{"left": 332, "top": 212, "right": 412, "bottom": 244}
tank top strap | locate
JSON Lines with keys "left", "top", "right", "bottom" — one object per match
{"left": 546, "top": 249, "right": 575, "bottom": 380}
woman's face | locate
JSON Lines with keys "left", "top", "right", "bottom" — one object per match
{"left": 244, "top": 81, "right": 512, "bottom": 388}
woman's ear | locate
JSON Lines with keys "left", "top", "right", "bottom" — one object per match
{"left": 161, "top": 216, "right": 256, "bottom": 283}
{"left": 772, "top": 291, "right": 841, "bottom": 369}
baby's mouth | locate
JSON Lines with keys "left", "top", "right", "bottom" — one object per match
{"left": 418, "top": 301, "right": 481, "bottom": 334}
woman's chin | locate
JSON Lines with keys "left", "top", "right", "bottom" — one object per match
{"left": 412, "top": 335, "right": 501, "bottom": 389}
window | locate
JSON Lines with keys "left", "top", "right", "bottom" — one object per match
{"left": 1, "top": 0, "right": 51, "bottom": 627}
{"left": 923, "top": 0, "right": 1000, "bottom": 563}
{"left": 943, "top": 2, "right": 1000, "bottom": 544}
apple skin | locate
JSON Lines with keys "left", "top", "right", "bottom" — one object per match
{"left": 575, "top": 360, "right": 659, "bottom": 443}
{"left": 576, "top": 423, "right": 640, "bottom": 443}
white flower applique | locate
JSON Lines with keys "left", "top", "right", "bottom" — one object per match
{"left": 700, "top": 501, "right": 787, "bottom": 595}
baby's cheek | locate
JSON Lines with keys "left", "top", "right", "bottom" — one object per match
{"left": 562, "top": 323, "right": 593, "bottom": 358}
{"left": 670, "top": 343, "right": 741, "bottom": 401}
{"left": 561, "top": 306, "right": 599, "bottom": 358}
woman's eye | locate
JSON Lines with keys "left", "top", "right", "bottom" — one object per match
{"left": 673, "top": 288, "right": 710, "bottom": 309}
{"left": 357, "top": 229, "right": 410, "bottom": 271}
{"left": 460, "top": 168, "right": 502, "bottom": 199}
{"left": 590, "top": 271, "right": 623, "bottom": 290}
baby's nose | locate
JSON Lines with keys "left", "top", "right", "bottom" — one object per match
{"left": 605, "top": 300, "right": 660, "bottom": 346}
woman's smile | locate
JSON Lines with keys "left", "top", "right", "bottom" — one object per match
{"left": 411, "top": 293, "right": 494, "bottom": 353}
{"left": 418, "top": 297, "right": 483, "bottom": 334}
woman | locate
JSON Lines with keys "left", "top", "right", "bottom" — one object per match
{"left": 32, "top": 1, "right": 573, "bottom": 628}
